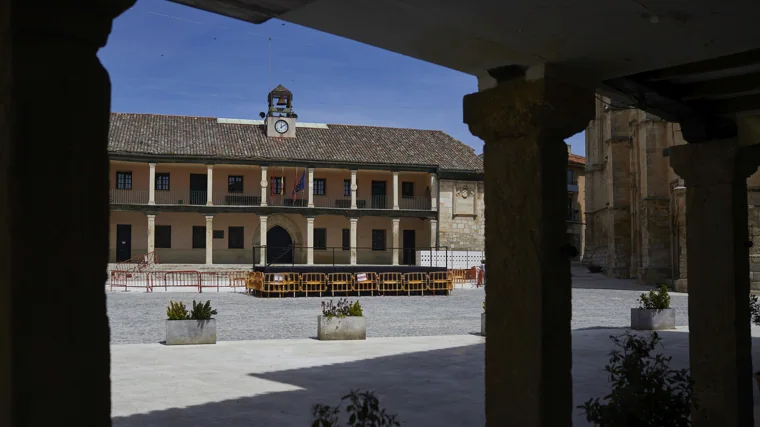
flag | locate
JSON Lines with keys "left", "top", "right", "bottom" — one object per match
{"left": 292, "top": 170, "right": 306, "bottom": 201}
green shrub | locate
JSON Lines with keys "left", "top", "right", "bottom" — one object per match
{"left": 166, "top": 301, "right": 189, "bottom": 320}
{"left": 322, "top": 298, "right": 363, "bottom": 318}
{"left": 189, "top": 300, "right": 217, "bottom": 320}
{"left": 579, "top": 332, "right": 694, "bottom": 427}
{"left": 311, "top": 390, "right": 400, "bottom": 427}
{"left": 638, "top": 285, "right": 671, "bottom": 310}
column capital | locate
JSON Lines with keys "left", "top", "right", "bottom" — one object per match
{"left": 430, "top": 218, "right": 438, "bottom": 224}
{"left": 463, "top": 76, "right": 593, "bottom": 143}
{"left": 205, "top": 215, "right": 214, "bottom": 220}
{"left": 261, "top": 165, "right": 268, "bottom": 171}
{"left": 149, "top": 162, "right": 156, "bottom": 168}
{"left": 145, "top": 214, "right": 156, "bottom": 219}
{"left": 349, "top": 217, "right": 359, "bottom": 222}
{"left": 350, "top": 169, "right": 358, "bottom": 174}
{"left": 206, "top": 164, "right": 214, "bottom": 170}
{"left": 260, "top": 215, "right": 268, "bottom": 220}
{"left": 670, "top": 141, "right": 760, "bottom": 186}
{"left": 392, "top": 171, "right": 399, "bottom": 176}
{"left": 392, "top": 218, "right": 401, "bottom": 223}
{"left": 306, "top": 216, "right": 315, "bottom": 221}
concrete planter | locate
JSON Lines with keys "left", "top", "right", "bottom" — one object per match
{"left": 166, "top": 319, "right": 217, "bottom": 345}
{"left": 630, "top": 308, "right": 675, "bottom": 330}
{"left": 317, "top": 315, "right": 366, "bottom": 341}
{"left": 481, "top": 312, "right": 486, "bottom": 336}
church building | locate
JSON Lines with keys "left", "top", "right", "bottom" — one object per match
{"left": 108, "top": 85, "right": 484, "bottom": 266}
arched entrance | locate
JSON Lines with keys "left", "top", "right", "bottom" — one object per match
{"left": 267, "top": 225, "right": 293, "bottom": 264}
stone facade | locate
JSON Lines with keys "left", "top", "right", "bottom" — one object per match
{"left": 438, "top": 179, "right": 485, "bottom": 250}
{"left": 583, "top": 97, "right": 760, "bottom": 289}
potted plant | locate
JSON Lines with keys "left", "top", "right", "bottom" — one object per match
{"left": 630, "top": 285, "right": 675, "bottom": 330}
{"left": 579, "top": 332, "right": 694, "bottom": 426}
{"left": 165, "top": 300, "right": 218, "bottom": 345}
{"left": 481, "top": 300, "right": 486, "bottom": 336}
{"left": 318, "top": 298, "right": 365, "bottom": 341}
{"left": 312, "top": 389, "right": 400, "bottom": 426}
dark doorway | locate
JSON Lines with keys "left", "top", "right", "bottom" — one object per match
{"left": 371, "top": 180, "right": 387, "bottom": 209}
{"left": 116, "top": 224, "right": 132, "bottom": 262}
{"left": 190, "top": 173, "right": 207, "bottom": 205}
{"left": 403, "top": 229, "right": 416, "bottom": 265}
{"left": 267, "top": 225, "right": 293, "bottom": 264}
{"left": 192, "top": 226, "right": 206, "bottom": 249}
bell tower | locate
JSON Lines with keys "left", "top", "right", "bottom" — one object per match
{"left": 260, "top": 85, "right": 297, "bottom": 138}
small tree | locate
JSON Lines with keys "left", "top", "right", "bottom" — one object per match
{"left": 750, "top": 294, "right": 760, "bottom": 325}
{"left": 312, "top": 390, "right": 400, "bottom": 427}
{"left": 579, "top": 332, "right": 694, "bottom": 427}
{"left": 638, "top": 285, "right": 671, "bottom": 310}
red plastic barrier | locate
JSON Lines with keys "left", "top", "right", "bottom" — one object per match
{"left": 110, "top": 270, "right": 151, "bottom": 292}
{"left": 149, "top": 271, "right": 201, "bottom": 292}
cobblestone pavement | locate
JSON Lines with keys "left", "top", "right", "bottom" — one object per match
{"left": 108, "top": 269, "right": 688, "bottom": 344}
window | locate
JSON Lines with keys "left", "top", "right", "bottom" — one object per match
{"left": 344, "top": 180, "right": 351, "bottom": 197}
{"left": 371, "top": 229, "right": 386, "bottom": 251}
{"left": 342, "top": 229, "right": 350, "bottom": 251}
{"left": 228, "top": 175, "right": 243, "bottom": 193}
{"left": 116, "top": 172, "right": 132, "bottom": 190}
{"left": 213, "top": 230, "right": 224, "bottom": 239}
{"left": 567, "top": 196, "right": 575, "bottom": 220}
{"left": 401, "top": 182, "right": 414, "bottom": 198}
{"left": 270, "top": 177, "right": 284, "bottom": 195}
{"left": 567, "top": 169, "right": 575, "bottom": 185}
{"left": 314, "top": 228, "right": 327, "bottom": 250}
{"left": 313, "top": 178, "right": 326, "bottom": 196}
{"left": 155, "top": 225, "right": 171, "bottom": 249}
{"left": 192, "top": 226, "right": 205, "bottom": 249}
{"left": 155, "top": 173, "right": 170, "bottom": 191}
{"left": 228, "top": 226, "right": 244, "bottom": 249}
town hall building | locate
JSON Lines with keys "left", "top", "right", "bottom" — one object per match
{"left": 108, "top": 85, "right": 484, "bottom": 266}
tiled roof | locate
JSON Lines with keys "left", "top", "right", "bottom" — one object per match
{"left": 108, "top": 113, "right": 483, "bottom": 172}
{"left": 569, "top": 153, "right": 586, "bottom": 166}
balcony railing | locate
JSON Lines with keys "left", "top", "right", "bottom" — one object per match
{"left": 213, "top": 192, "right": 261, "bottom": 206}
{"left": 110, "top": 189, "right": 149, "bottom": 204}
{"left": 110, "top": 190, "right": 433, "bottom": 211}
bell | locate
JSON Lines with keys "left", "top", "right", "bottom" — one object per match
{"left": 277, "top": 96, "right": 288, "bottom": 106}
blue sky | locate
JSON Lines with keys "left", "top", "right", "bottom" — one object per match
{"left": 99, "top": 0, "right": 586, "bottom": 156}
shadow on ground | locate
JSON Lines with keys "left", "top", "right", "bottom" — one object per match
{"left": 112, "top": 343, "right": 485, "bottom": 427}
{"left": 111, "top": 329, "right": 760, "bottom": 427}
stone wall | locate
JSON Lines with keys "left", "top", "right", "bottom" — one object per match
{"left": 438, "top": 179, "right": 485, "bottom": 250}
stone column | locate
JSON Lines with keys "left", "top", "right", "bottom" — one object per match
{"left": 148, "top": 163, "right": 156, "bottom": 205}
{"left": 392, "top": 218, "right": 400, "bottom": 266}
{"left": 205, "top": 215, "right": 214, "bottom": 265}
{"left": 350, "top": 218, "right": 358, "bottom": 265}
{"left": 147, "top": 214, "right": 156, "bottom": 254}
{"left": 430, "top": 219, "right": 438, "bottom": 249}
{"left": 351, "top": 170, "right": 358, "bottom": 209}
{"left": 430, "top": 173, "right": 438, "bottom": 211}
{"left": 5, "top": 2, "right": 136, "bottom": 425}
{"left": 463, "top": 71, "right": 593, "bottom": 427}
{"left": 206, "top": 164, "right": 214, "bottom": 206}
{"left": 306, "top": 217, "right": 315, "bottom": 265}
{"left": 260, "top": 166, "right": 268, "bottom": 207}
{"left": 392, "top": 172, "right": 399, "bottom": 210}
{"left": 259, "top": 216, "right": 268, "bottom": 265}
{"left": 669, "top": 140, "right": 756, "bottom": 427}
{"left": 308, "top": 168, "right": 315, "bottom": 208}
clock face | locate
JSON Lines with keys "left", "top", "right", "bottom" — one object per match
{"left": 274, "top": 119, "right": 289, "bottom": 134}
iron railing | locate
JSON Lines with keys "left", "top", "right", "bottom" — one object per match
{"left": 252, "top": 245, "right": 449, "bottom": 269}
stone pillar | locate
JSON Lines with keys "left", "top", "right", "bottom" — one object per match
{"left": 350, "top": 218, "right": 358, "bottom": 265}
{"left": 260, "top": 166, "right": 268, "bottom": 207}
{"left": 308, "top": 168, "right": 315, "bottom": 208}
{"left": 463, "top": 71, "right": 593, "bottom": 427}
{"left": 5, "top": 2, "right": 136, "bottom": 425}
{"left": 669, "top": 140, "right": 755, "bottom": 427}
{"left": 392, "top": 172, "right": 399, "bottom": 210}
{"left": 430, "top": 219, "right": 438, "bottom": 249}
{"left": 430, "top": 173, "right": 438, "bottom": 211}
{"left": 306, "top": 217, "right": 315, "bottom": 265}
{"left": 148, "top": 163, "right": 156, "bottom": 205}
{"left": 350, "top": 170, "right": 358, "bottom": 209}
{"left": 392, "top": 218, "right": 400, "bottom": 266}
{"left": 147, "top": 214, "right": 156, "bottom": 254}
{"left": 205, "top": 215, "right": 214, "bottom": 265}
{"left": 206, "top": 164, "right": 214, "bottom": 206}
{"left": 259, "top": 216, "right": 268, "bottom": 265}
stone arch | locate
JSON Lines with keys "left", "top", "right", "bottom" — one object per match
{"left": 252, "top": 214, "right": 304, "bottom": 249}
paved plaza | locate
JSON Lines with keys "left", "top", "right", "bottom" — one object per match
{"left": 107, "top": 268, "right": 760, "bottom": 426}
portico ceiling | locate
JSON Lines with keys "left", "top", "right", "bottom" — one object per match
{"left": 169, "top": 0, "right": 760, "bottom": 125}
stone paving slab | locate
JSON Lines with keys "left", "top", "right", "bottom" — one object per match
{"left": 111, "top": 328, "right": 760, "bottom": 426}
